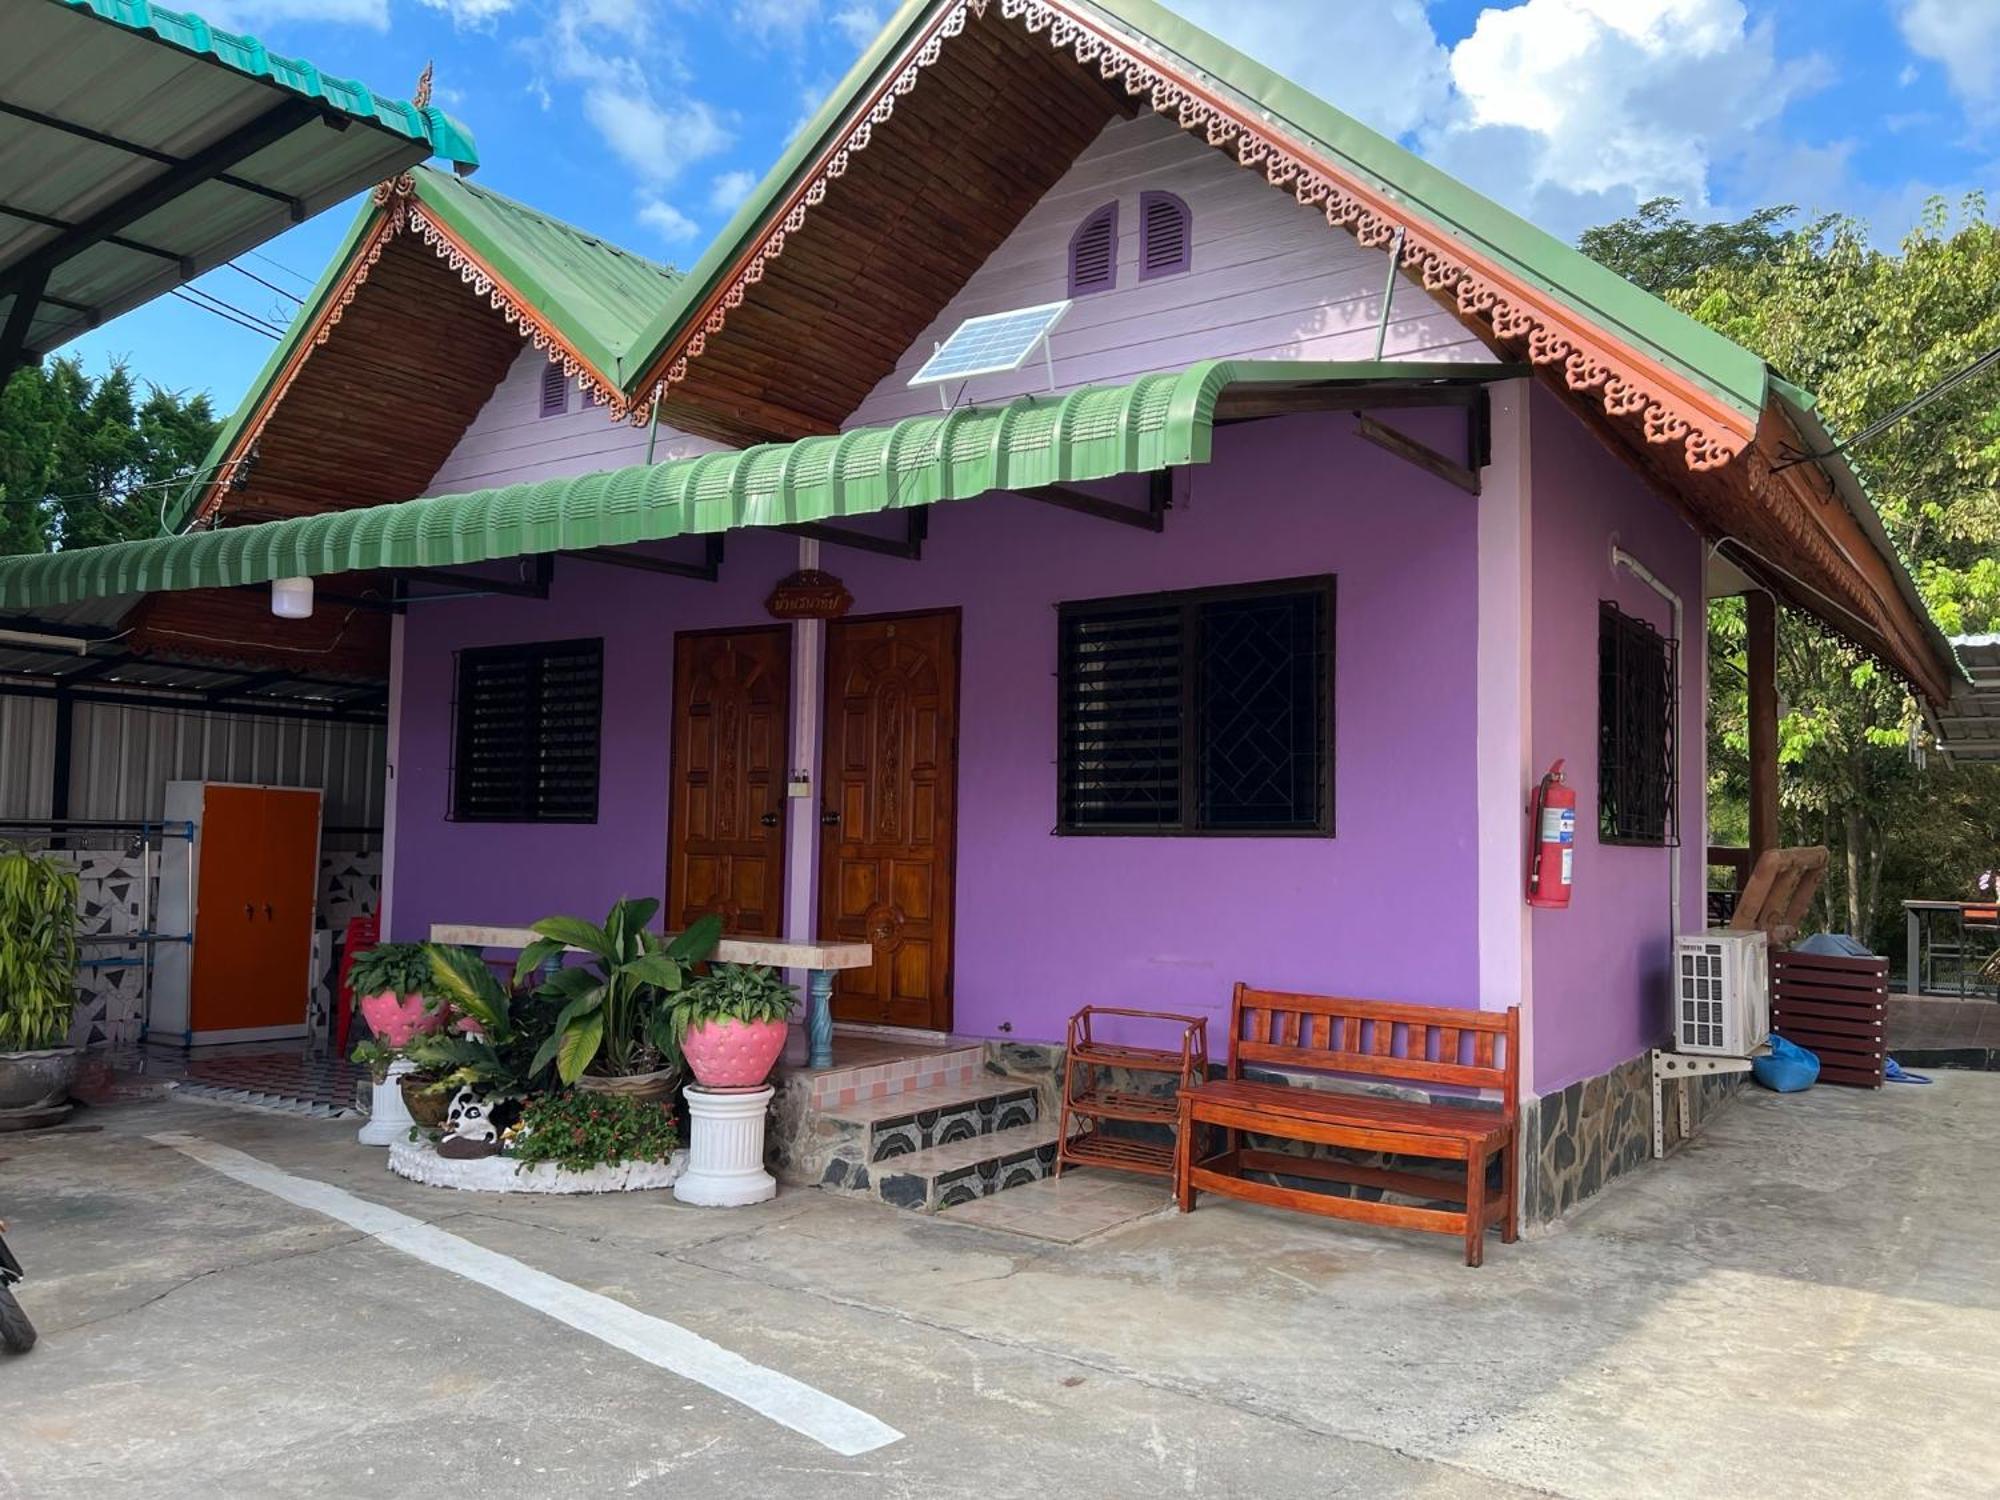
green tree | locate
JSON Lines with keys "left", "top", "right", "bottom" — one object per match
{"left": 1579, "top": 197, "right": 1804, "bottom": 297}
{"left": 0, "top": 356, "right": 218, "bottom": 556}
{"left": 1587, "top": 196, "right": 2000, "bottom": 950}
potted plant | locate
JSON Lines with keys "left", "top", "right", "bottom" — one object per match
{"left": 404, "top": 943, "right": 556, "bottom": 1102}
{"left": 348, "top": 942, "right": 448, "bottom": 1048}
{"left": 0, "top": 844, "right": 81, "bottom": 1121}
{"left": 662, "top": 963, "right": 797, "bottom": 1089}
{"left": 512, "top": 900, "right": 721, "bottom": 1100}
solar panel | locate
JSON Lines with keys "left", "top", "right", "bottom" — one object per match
{"left": 908, "top": 300, "right": 1071, "bottom": 388}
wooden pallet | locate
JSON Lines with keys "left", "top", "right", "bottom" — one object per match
{"left": 1771, "top": 948, "right": 1888, "bottom": 1088}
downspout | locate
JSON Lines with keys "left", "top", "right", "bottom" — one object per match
{"left": 1612, "top": 544, "right": 1684, "bottom": 943}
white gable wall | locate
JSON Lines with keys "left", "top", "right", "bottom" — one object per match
{"left": 421, "top": 344, "right": 726, "bottom": 497}
{"left": 846, "top": 113, "right": 1497, "bottom": 429}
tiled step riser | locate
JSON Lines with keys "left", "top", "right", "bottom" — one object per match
{"left": 808, "top": 1046, "right": 986, "bottom": 1112}
{"left": 865, "top": 1087, "right": 1038, "bottom": 1163}
{"left": 877, "top": 1138, "right": 1063, "bottom": 1212}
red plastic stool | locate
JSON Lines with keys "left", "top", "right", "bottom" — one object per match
{"left": 334, "top": 913, "right": 379, "bottom": 1060}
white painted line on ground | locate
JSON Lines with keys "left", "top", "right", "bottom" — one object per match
{"left": 149, "top": 1132, "right": 903, "bottom": 1457}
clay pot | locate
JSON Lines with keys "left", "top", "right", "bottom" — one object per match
{"left": 400, "top": 1073, "right": 452, "bottom": 1127}
{"left": 681, "top": 1017, "right": 788, "bottom": 1089}
{"left": 0, "top": 1047, "right": 77, "bottom": 1112}
{"left": 358, "top": 991, "right": 445, "bottom": 1049}
{"left": 576, "top": 1067, "right": 678, "bottom": 1104}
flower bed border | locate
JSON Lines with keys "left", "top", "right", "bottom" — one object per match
{"left": 387, "top": 1137, "right": 687, "bottom": 1194}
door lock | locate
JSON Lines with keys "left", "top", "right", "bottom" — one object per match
{"left": 760, "top": 812, "right": 781, "bottom": 828}
{"left": 820, "top": 809, "right": 841, "bottom": 827}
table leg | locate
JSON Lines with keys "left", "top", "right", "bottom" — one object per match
{"left": 808, "top": 969, "right": 834, "bottom": 1069}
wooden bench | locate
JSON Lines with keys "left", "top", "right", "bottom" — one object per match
{"left": 1175, "top": 985, "right": 1520, "bottom": 1266}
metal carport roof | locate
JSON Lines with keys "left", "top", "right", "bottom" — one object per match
{"left": 1933, "top": 635, "right": 2000, "bottom": 764}
{"left": 0, "top": 0, "right": 478, "bottom": 375}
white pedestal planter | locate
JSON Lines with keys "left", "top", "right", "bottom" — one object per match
{"left": 674, "top": 1084, "right": 776, "bottom": 1207}
{"left": 357, "top": 1058, "right": 417, "bottom": 1147}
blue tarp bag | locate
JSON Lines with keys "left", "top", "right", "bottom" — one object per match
{"left": 1752, "top": 1034, "right": 1820, "bottom": 1092}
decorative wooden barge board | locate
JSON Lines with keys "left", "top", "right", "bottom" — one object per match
{"left": 1770, "top": 949, "right": 1888, "bottom": 1089}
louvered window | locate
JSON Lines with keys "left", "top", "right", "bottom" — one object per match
{"left": 1598, "top": 601, "right": 1677, "bottom": 846}
{"left": 538, "top": 362, "right": 568, "bottom": 418}
{"left": 1068, "top": 201, "right": 1118, "bottom": 296}
{"left": 451, "top": 638, "right": 603, "bottom": 823}
{"left": 1058, "top": 577, "right": 1333, "bottom": 835}
{"left": 1139, "top": 190, "right": 1191, "bottom": 279}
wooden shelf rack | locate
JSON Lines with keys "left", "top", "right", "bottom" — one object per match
{"left": 1055, "top": 1007, "right": 1208, "bottom": 1180}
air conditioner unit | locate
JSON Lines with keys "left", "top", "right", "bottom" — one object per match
{"left": 1673, "top": 930, "right": 1770, "bottom": 1056}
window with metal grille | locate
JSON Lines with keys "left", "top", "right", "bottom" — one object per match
{"left": 538, "top": 362, "right": 568, "bottom": 418}
{"left": 1138, "top": 190, "right": 1191, "bottom": 279}
{"left": 451, "top": 638, "right": 603, "bottom": 823}
{"left": 1057, "top": 577, "right": 1333, "bottom": 835}
{"left": 1068, "top": 201, "right": 1118, "bottom": 296}
{"left": 1598, "top": 600, "right": 1677, "bottom": 845}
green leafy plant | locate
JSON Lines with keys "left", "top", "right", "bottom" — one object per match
{"left": 511, "top": 900, "right": 722, "bottom": 1086}
{"left": 402, "top": 943, "right": 555, "bottom": 1097}
{"left": 503, "top": 1090, "right": 680, "bottom": 1173}
{"left": 0, "top": 844, "right": 79, "bottom": 1052}
{"left": 350, "top": 1036, "right": 397, "bottom": 1084}
{"left": 347, "top": 942, "right": 438, "bottom": 1001}
{"left": 660, "top": 963, "right": 798, "bottom": 1052}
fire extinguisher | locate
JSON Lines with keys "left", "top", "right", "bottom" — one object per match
{"left": 1527, "top": 759, "right": 1576, "bottom": 909}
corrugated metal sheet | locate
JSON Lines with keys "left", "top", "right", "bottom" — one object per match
{"left": 0, "top": 695, "right": 383, "bottom": 831}
{"left": 0, "top": 360, "right": 1512, "bottom": 607}
{"left": 1936, "top": 635, "right": 2000, "bottom": 763}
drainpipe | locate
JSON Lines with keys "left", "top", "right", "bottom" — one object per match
{"left": 1611, "top": 544, "right": 1684, "bottom": 943}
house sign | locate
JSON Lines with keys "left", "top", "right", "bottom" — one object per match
{"left": 766, "top": 569, "right": 853, "bottom": 620}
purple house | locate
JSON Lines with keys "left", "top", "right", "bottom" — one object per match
{"left": 0, "top": 0, "right": 1958, "bottom": 1224}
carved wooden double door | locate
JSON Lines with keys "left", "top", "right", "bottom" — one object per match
{"left": 667, "top": 613, "right": 958, "bottom": 1032}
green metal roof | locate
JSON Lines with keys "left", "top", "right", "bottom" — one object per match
{"left": 3, "top": 0, "right": 479, "bottom": 364}
{"left": 405, "top": 167, "right": 683, "bottom": 382}
{"left": 622, "top": 0, "right": 1772, "bottom": 426}
{"left": 165, "top": 166, "right": 682, "bottom": 533}
{"left": 55, "top": 0, "right": 478, "bottom": 164}
{"left": 3, "top": 362, "right": 1485, "bottom": 607}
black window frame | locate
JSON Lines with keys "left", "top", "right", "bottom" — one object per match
{"left": 449, "top": 636, "right": 604, "bottom": 825}
{"left": 1056, "top": 575, "right": 1335, "bottom": 838}
{"left": 1597, "top": 600, "right": 1678, "bottom": 847}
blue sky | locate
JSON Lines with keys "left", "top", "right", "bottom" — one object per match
{"left": 65, "top": 0, "right": 2000, "bottom": 414}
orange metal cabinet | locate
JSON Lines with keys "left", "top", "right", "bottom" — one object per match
{"left": 152, "top": 781, "right": 323, "bottom": 1045}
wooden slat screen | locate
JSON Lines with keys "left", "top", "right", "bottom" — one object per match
{"left": 452, "top": 637, "right": 602, "bottom": 823}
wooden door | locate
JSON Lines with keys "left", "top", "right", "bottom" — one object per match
{"left": 820, "top": 612, "right": 958, "bottom": 1030}
{"left": 669, "top": 627, "right": 790, "bottom": 937}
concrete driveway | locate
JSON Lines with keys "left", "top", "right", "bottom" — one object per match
{"left": 2, "top": 1072, "right": 1996, "bottom": 1499}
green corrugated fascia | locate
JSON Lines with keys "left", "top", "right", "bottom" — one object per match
{"left": 407, "top": 168, "right": 683, "bottom": 382}
{"left": 622, "top": 0, "right": 1767, "bottom": 423}
{"left": 5, "top": 361, "right": 1464, "bottom": 608}
{"left": 164, "top": 198, "right": 385, "bottom": 535}
{"left": 56, "top": 0, "right": 478, "bottom": 167}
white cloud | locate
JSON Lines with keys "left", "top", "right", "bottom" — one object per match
{"left": 584, "top": 91, "right": 732, "bottom": 185}
{"left": 831, "top": 3, "right": 884, "bottom": 49}
{"left": 734, "top": 0, "right": 818, "bottom": 40}
{"left": 1160, "top": 0, "right": 1450, "bottom": 141}
{"left": 1896, "top": 0, "right": 2000, "bottom": 109}
{"left": 416, "top": 0, "right": 519, "bottom": 29}
{"left": 638, "top": 198, "right": 701, "bottom": 243}
{"left": 709, "top": 169, "right": 758, "bottom": 214}
{"left": 196, "top": 0, "right": 388, "bottom": 28}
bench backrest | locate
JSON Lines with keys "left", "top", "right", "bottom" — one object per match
{"left": 1226, "top": 984, "right": 1519, "bottom": 1116}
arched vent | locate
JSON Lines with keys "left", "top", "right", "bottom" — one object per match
{"left": 539, "top": 361, "right": 569, "bottom": 418}
{"left": 1068, "top": 201, "right": 1118, "bottom": 296}
{"left": 1140, "top": 191, "right": 1191, "bottom": 280}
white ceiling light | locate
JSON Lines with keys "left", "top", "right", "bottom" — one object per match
{"left": 271, "top": 577, "right": 314, "bottom": 620}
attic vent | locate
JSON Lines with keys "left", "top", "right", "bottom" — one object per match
{"left": 538, "top": 362, "right": 568, "bottom": 418}
{"left": 1140, "top": 191, "right": 1191, "bottom": 279}
{"left": 1069, "top": 201, "right": 1118, "bottom": 296}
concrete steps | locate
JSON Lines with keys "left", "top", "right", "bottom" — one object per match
{"left": 870, "top": 1116, "right": 1071, "bottom": 1212}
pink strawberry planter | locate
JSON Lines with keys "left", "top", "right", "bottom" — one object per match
{"left": 358, "top": 991, "right": 445, "bottom": 1049}
{"left": 681, "top": 1017, "right": 788, "bottom": 1089}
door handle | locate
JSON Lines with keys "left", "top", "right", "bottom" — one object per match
{"left": 264, "top": 903, "right": 275, "bottom": 921}
{"left": 820, "top": 809, "right": 841, "bottom": 827}
{"left": 760, "top": 812, "right": 781, "bottom": 828}
{"left": 244, "top": 903, "right": 254, "bottom": 920}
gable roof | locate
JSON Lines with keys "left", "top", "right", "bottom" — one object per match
{"left": 3, "top": 0, "right": 479, "bottom": 365}
{"left": 170, "top": 164, "right": 681, "bottom": 530}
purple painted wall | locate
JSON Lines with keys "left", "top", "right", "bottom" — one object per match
{"left": 1527, "top": 385, "right": 1707, "bottom": 1093}
{"left": 387, "top": 411, "right": 1483, "bottom": 1047}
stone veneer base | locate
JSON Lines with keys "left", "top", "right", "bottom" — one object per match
{"left": 388, "top": 1139, "right": 687, "bottom": 1193}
